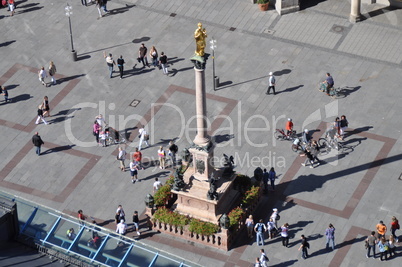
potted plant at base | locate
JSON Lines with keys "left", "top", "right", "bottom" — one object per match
{"left": 257, "top": 0, "right": 269, "bottom": 11}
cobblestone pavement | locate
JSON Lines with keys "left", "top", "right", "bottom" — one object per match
{"left": 0, "top": 0, "right": 401, "bottom": 266}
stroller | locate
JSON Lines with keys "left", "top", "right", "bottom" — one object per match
{"left": 105, "top": 127, "right": 126, "bottom": 146}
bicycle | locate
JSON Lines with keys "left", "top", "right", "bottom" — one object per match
{"left": 105, "top": 127, "right": 127, "bottom": 146}
{"left": 318, "top": 83, "right": 342, "bottom": 99}
{"left": 274, "top": 129, "right": 297, "bottom": 141}
{"left": 291, "top": 138, "right": 304, "bottom": 152}
{"left": 318, "top": 137, "right": 343, "bottom": 152}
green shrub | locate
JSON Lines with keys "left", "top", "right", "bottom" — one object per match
{"left": 188, "top": 219, "right": 219, "bottom": 236}
{"left": 154, "top": 184, "right": 172, "bottom": 206}
{"left": 228, "top": 206, "right": 245, "bottom": 228}
{"left": 153, "top": 207, "right": 189, "bottom": 228}
{"left": 241, "top": 186, "right": 260, "bottom": 206}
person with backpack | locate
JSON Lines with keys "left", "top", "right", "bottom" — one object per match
{"left": 298, "top": 234, "right": 309, "bottom": 259}
{"left": 270, "top": 208, "right": 280, "bottom": 228}
{"left": 254, "top": 219, "right": 267, "bottom": 246}
{"left": 267, "top": 218, "right": 277, "bottom": 239}
{"left": 259, "top": 249, "right": 269, "bottom": 267}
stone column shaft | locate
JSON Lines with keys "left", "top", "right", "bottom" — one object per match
{"left": 193, "top": 67, "right": 209, "bottom": 146}
{"left": 350, "top": 0, "right": 362, "bottom": 23}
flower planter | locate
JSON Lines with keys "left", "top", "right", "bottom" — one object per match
{"left": 259, "top": 3, "right": 269, "bottom": 11}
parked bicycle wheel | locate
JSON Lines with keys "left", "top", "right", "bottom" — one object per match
{"left": 106, "top": 136, "right": 114, "bottom": 146}
{"left": 274, "top": 130, "right": 284, "bottom": 140}
{"left": 318, "top": 138, "right": 331, "bottom": 153}
{"left": 291, "top": 144, "right": 300, "bottom": 152}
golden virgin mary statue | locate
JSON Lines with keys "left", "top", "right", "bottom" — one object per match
{"left": 194, "top": 23, "right": 207, "bottom": 57}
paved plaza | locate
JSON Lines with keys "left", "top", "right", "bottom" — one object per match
{"left": 1, "top": 0, "right": 402, "bottom": 266}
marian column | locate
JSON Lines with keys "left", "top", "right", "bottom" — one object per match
{"left": 189, "top": 22, "right": 214, "bottom": 183}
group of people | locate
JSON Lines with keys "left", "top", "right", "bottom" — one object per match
{"left": 35, "top": 96, "right": 50, "bottom": 125}
{"left": 38, "top": 61, "right": 57, "bottom": 87}
{"left": 103, "top": 43, "right": 169, "bottom": 79}
{"left": 366, "top": 217, "right": 399, "bottom": 261}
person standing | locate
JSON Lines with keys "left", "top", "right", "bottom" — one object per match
{"left": 149, "top": 46, "right": 158, "bottom": 67}
{"left": 245, "top": 215, "right": 254, "bottom": 239}
{"left": 93, "top": 121, "right": 101, "bottom": 144}
{"left": 116, "top": 205, "right": 125, "bottom": 222}
{"left": 38, "top": 66, "right": 47, "bottom": 86}
{"left": 339, "top": 115, "right": 348, "bottom": 140}
{"left": 118, "top": 146, "right": 126, "bottom": 172}
{"left": 366, "top": 231, "right": 377, "bottom": 259}
{"left": 390, "top": 216, "right": 399, "bottom": 241}
{"left": 1, "top": 86, "right": 11, "bottom": 103}
{"left": 132, "top": 211, "right": 141, "bottom": 236}
{"left": 325, "top": 223, "right": 336, "bottom": 251}
{"left": 129, "top": 159, "right": 139, "bottom": 183}
{"left": 159, "top": 52, "right": 168, "bottom": 75}
{"left": 267, "top": 218, "right": 277, "bottom": 240}
{"left": 254, "top": 219, "right": 266, "bottom": 246}
{"left": 377, "top": 237, "right": 388, "bottom": 261}
{"left": 168, "top": 140, "right": 178, "bottom": 168}
{"left": 95, "top": 114, "right": 107, "bottom": 129}
{"left": 388, "top": 235, "right": 396, "bottom": 258}
{"left": 280, "top": 223, "right": 290, "bottom": 247}
{"left": 78, "top": 210, "right": 87, "bottom": 229}
{"left": 133, "top": 147, "right": 144, "bottom": 170}
{"left": 42, "top": 96, "right": 50, "bottom": 117}
{"left": 138, "top": 43, "right": 149, "bottom": 68}
{"left": 48, "top": 61, "right": 57, "bottom": 85}
{"left": 266, "top": 72, "right": 276, "bottom": 95}
{"left": 268, "top": 167, "right": 276, "bottom": 191}
{"left": 81, "top": 0, "right": 87, "bottom": 6}
{"left": 103, "top": 52, "right": 115, "bottom": 78}
{"left": 153, "top": 178, "right": 163, "bottom": 193}
{"left": 116, "top": 219, "right": 127, "bottom": 244}
{"left": 376, "top": 220, "right": 387, "bottom": 239}
{"left": 117, "top": 55, "right": 125, "bottom": 79}
{"left": 8, "top": 0, "right": 15, "bottom": 16}
{"left": 259, "top": 249, "right": 269, "bottom": 267}
{"left": 36, "top": 104, "right": 49, "bottom": 125}
{"left": 270, "top": 208, "right": 280, "bottom": 228}
{"left": 298, "top": 235, "right": 309, "bottom": 259}
{"left": 138, "top": 125, "right": 150, "bottom": 151}
{"left": 32, "top": 132, "right": 44, "bottom": 156}
{"left": 158, "top": 146, "right": 166, "bottom": 169}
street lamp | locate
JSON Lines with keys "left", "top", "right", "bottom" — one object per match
{"left": 209, "top": 38, "right": 218, "bottom": 91}
{"left": 65, "top": 3, "right": 77, "bottom": 61}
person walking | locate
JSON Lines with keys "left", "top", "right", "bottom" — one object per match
{"left": 8, "top": 0, "right": 15, "bottom": 16}
{"left": 117, "top": 55, "right": 125, "bottom": 79}
{"left": 325, "top": 223, "right": 336, "bottom": 251}
{"left": 132, "top": 211, "right": 141, "bottom": 236}
{"left": 159, "top": 52, "right": 168, "bottom": 75}
{"left": 35, "top": 104, "right": 49, "bottom": 125}
{"left": 133, "top": 147, "right": 144, "bottom": 170}
{"left": 103, "top": 52, "right": 116, "bottom": 78}
{"left": 267, "top": 218, "right": 277, "bottom": 239}
{"left": 153, "top": 177, "right": 163, "bottom": 193}
{"left": 1, "top": 86, "right": 11, "bottom": 103}
{"left": 270, "top": 208, "right": 280, "bottom": 228}
{"left": 149, "top": 46, "right": 158, "bottom": 67}
{"left": 138, "top": 43, "right": 149, "bottom": 68}
{"left": 390, "top": 216, "right": 399, "bottom": 241}
{"left": 366, "top": 231, "right": 377, "bottom": 259}
{"left": 42, "top": 96, "right": 50, "bottom": 117}
{"left": 93, "top": 121, "right": 101, "bottom": 144}
{"left": 377, "top": 237, "right": 388, "bottom": 261}
{"left": 115, "top": 205, "right": 125, "bottom": 223}
{"left": 268, "top": 167, "right": 276, "bottom": 191}
{"left": 298, "top": 235, "right": 309, "bottom": 259}
{"left": 95, "top": 0, "right": 106, "bottom": 18}
{"left": 259, "top": 249, "right": 269, "bottom": 267}
{"left": 32, "top": 132, "right": 44, "bottom": 156}
{"left": 254, "top": 219, "right": 266, "bottom": 246}
{"left": 280, "top": 223, "right": 290, "bottom": 247}
{"left": 300, "top": 147, "right": 316, "bottom": 168}
{"left": 158, "top": 146, "right": 166, "bottom": 169}
{"left": 376, "top": 220, "right": 387, "bottom": 239}
{"left": 138, "top": 125, "right": 150, "bottom": 150}
{"left": 266, "top": 72, "right": 276, "bottom": 95}
{"left": 245, "top": 215, "right": 254, "bottom": 238}
{"left": 129, "top": 159, "right": 139, "bottom": 183}
{"left": 38, "top": 66, "right": 47, "bottom": 86}
{"left": 168, "top": 140, "right": 178, "bottom": 168}
{"left": 117, "top": 146, "right": 126, "bottom": 172}
{"left": 48, "top": 61, "right": 57, "bottom": 85}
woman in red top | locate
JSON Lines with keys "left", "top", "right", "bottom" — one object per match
{"left": 78, "top": 210, "right": 87, "bottom": 229}
{"left": 391, "top": 216, "right": 400, "bottom": 241}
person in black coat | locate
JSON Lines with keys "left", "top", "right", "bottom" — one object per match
{"left": 32, "top": 132, "right": 44, "bottom": 155}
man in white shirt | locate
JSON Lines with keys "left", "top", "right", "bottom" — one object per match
{"left": 266, "top": 71, "right": 276, "bottom": 95}
{"left": 116, "top": 219, "right": 127, "bottom": 244}
{"left": 138, "top": 125, "right": 150, "bottom": 150}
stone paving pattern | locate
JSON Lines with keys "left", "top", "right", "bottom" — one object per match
{"left": 0, "top": 0, "right": 402, "bottom": 266}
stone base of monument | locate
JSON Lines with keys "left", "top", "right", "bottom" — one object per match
{"left": 171, "top": 168, "right": 238, "bottom": 223}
